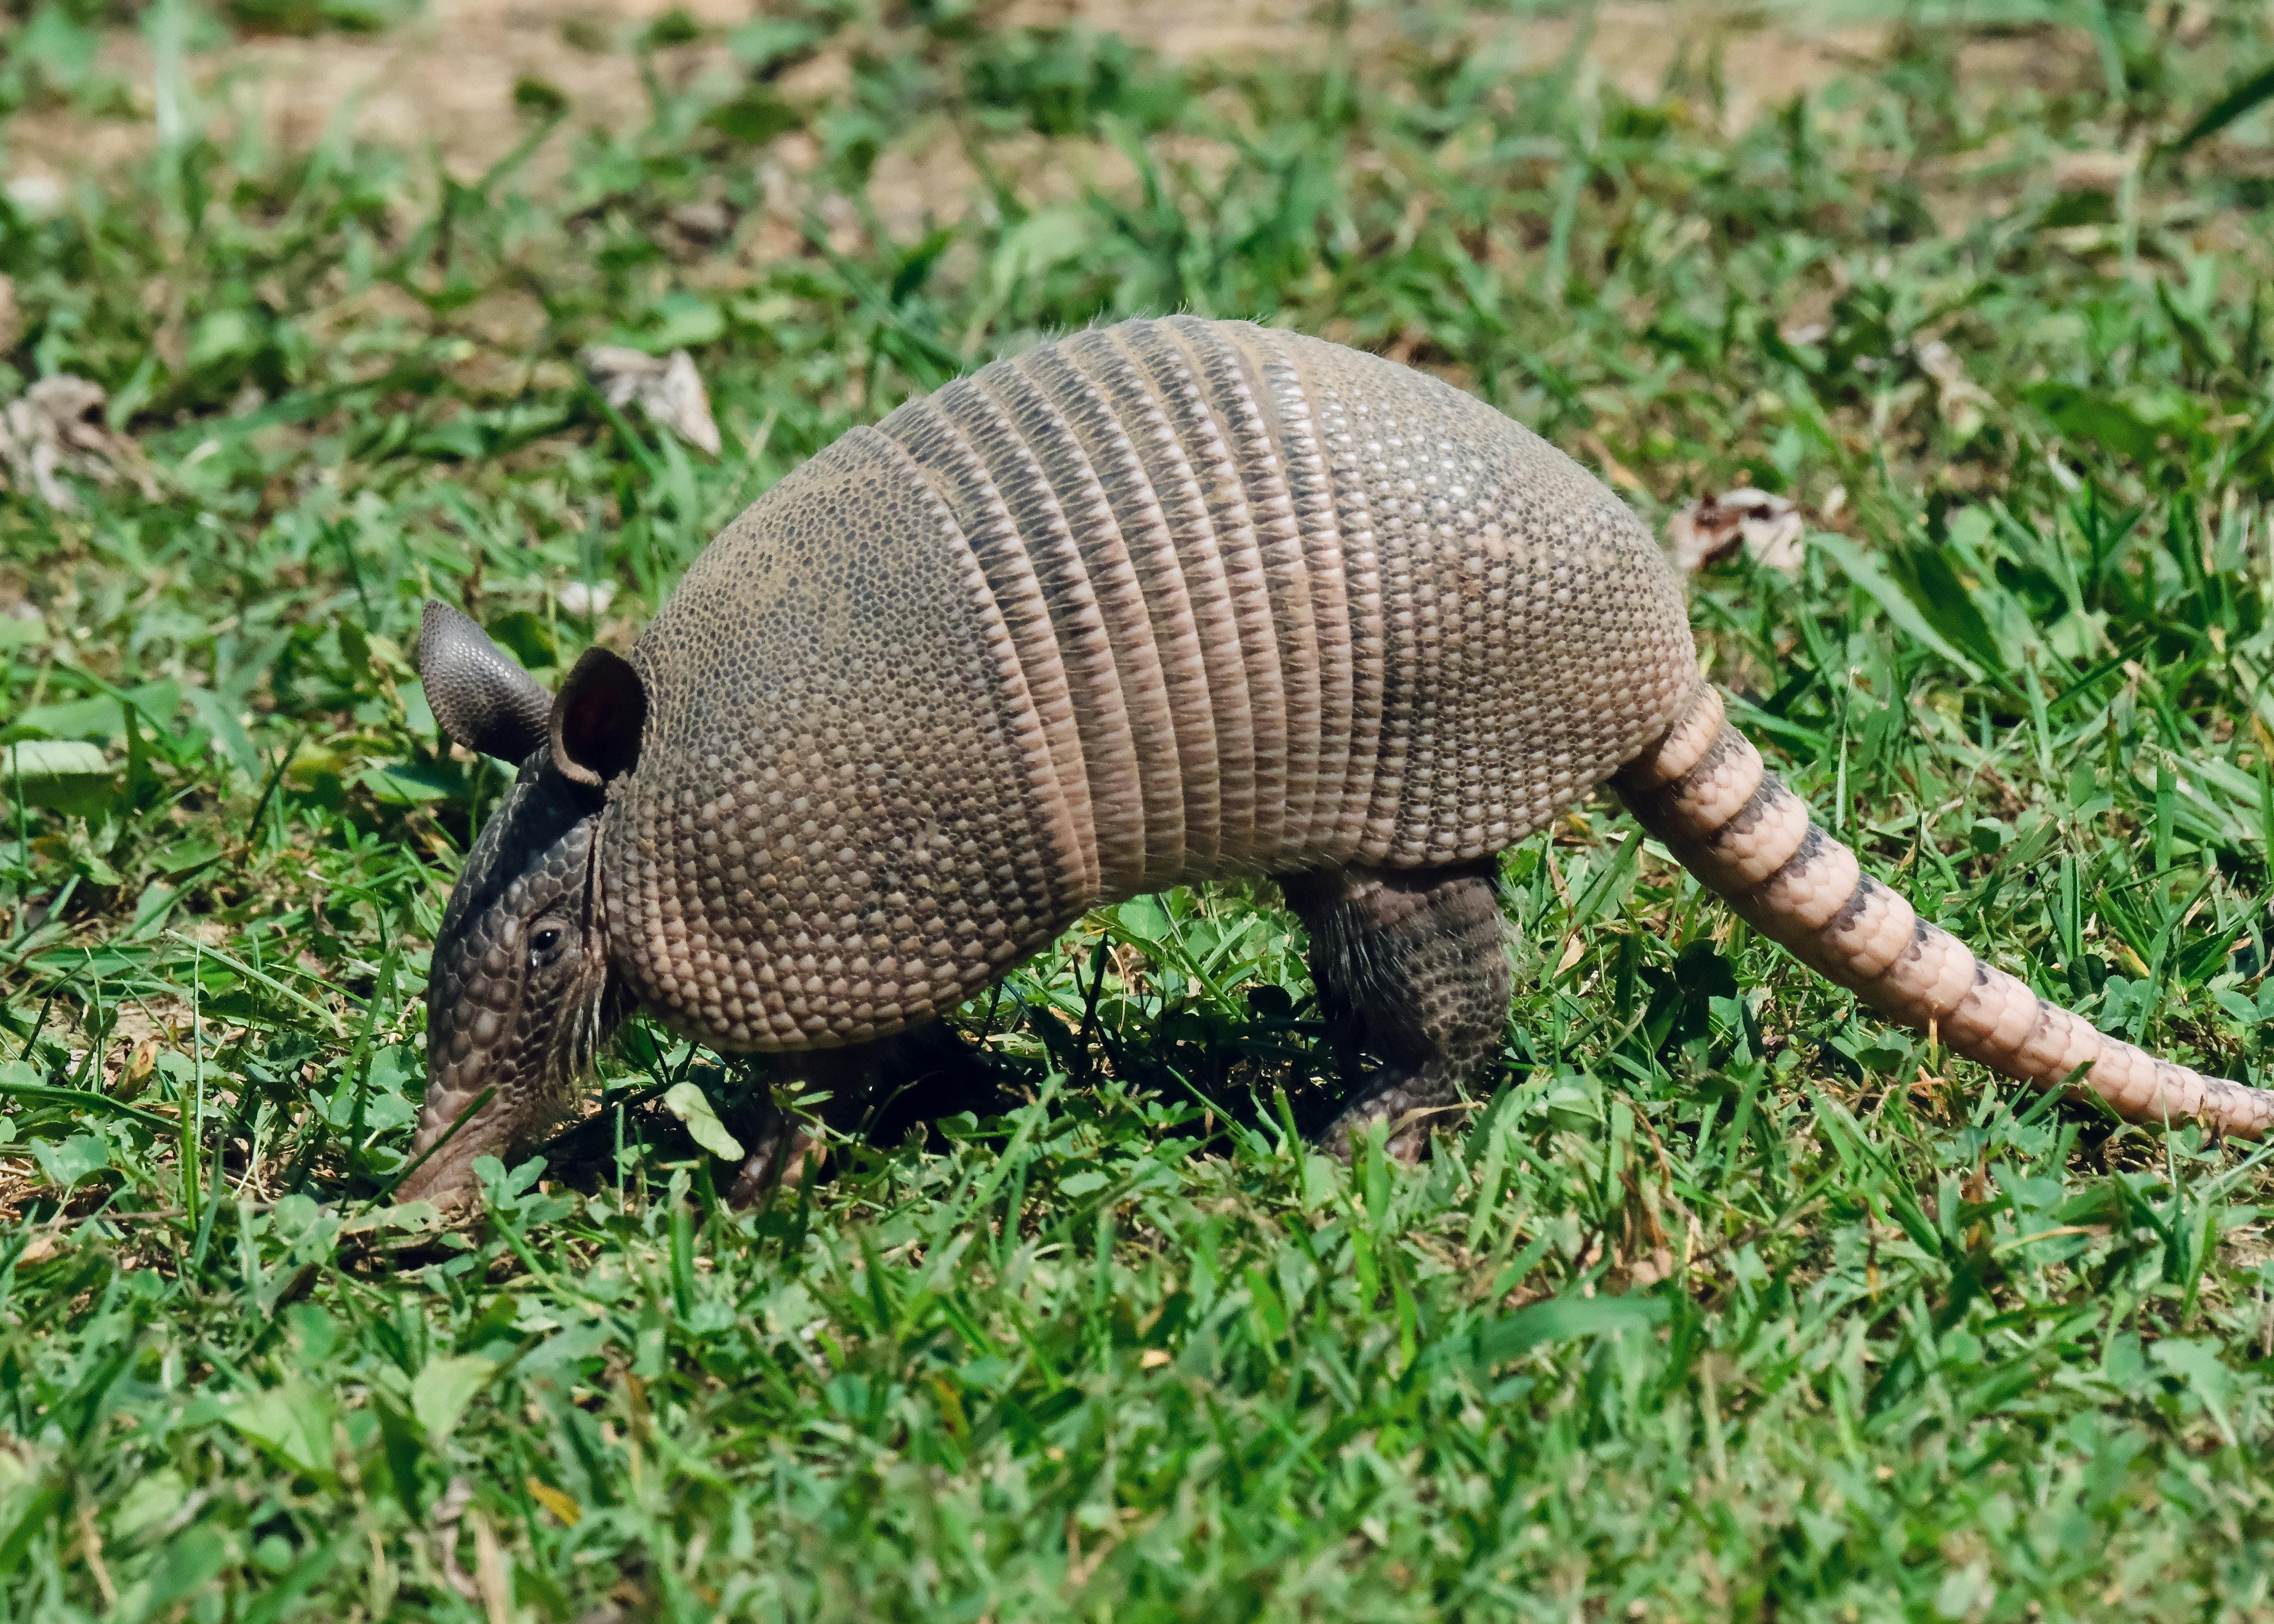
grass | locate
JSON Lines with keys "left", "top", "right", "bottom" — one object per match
{"left": 8, "top": 0, "right": 2274, "bottom": 1616}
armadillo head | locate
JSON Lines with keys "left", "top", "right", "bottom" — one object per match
{"left": 399, "top": 602, "right": 647, "bottom": 1207}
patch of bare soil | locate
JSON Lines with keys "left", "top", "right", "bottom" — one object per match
{"left": 6, "top": 1, "right": 1889, "bottom": 196}
{"left": 9, "top": 0, "right": 752, "bottom": 189}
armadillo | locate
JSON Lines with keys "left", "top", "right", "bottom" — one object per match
{"left": 398, "top": 315, "right": 2270, "bottom": 1206}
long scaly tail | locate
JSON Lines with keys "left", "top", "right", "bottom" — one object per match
{"left": 1612, "top": 684, "right": 2273, "bottom": 1140}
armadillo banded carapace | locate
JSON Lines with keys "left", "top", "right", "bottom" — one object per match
{"left": 402, "top": 314, "right": 2268, "bottom": 1207}
{"left": 610, "top": 318, "right": 1695, "bottom": 1048}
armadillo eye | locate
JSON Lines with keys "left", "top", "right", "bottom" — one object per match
{"left": 529, "top": 926, "right": 564, "bottom": 964}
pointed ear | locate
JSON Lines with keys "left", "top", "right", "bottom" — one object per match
{"left": 552, "top": 646, "right": 647, "bottom": 787}
{"left": 418, "top": 600, "right": 553, "bottom": 762}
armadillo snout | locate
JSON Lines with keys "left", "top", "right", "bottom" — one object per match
{"left": 400, "top": 761, "right": 620, "bottom": 1207}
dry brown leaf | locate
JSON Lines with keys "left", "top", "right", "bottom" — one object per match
{"left": 2053, "top": 147, "right": 2134, "bottom": 194}
{"left": 558, "top": 579, "right": 617, "bottom": 617}
{"left": 0, "top": 375, "right": 160, "bottom": 511}
{"left": 1575, "top": 430, "right": 1645, "bottom": 491}
{"left": 1915, "top": 338, "right": 1993, "bottom": 438}
{"left": 430, "top": 1475, "right": 480, "bottom": 1602}
{"left": 1667, "top": 487, "right": 1804, "bottom": 574}
{"left": 580, "top": 344, "right": 722, "bottom": 457}
{"left": 662, "top": 200, "right": 735, "bottom": 256}
{"left": 472, "top": 1511, "right": 513, "bottom": 1624}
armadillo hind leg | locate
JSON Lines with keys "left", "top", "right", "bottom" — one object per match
{"left": 1615, "top": 684, "right": 2274, "bottom": 1141}
{"left": 1281, "top": 858, "right": 1512, "bottom": 1161}
{"left": 725, "top": 1022, "right": 1004, "bottom": 1206}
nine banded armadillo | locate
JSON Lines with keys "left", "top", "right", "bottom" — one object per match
{"left": 397, "top": 314, "right": 2271, "bottom": 1207}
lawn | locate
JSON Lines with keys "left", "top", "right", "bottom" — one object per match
{"left": 6, "top": 0, "right": 2274, "bottom": 1618}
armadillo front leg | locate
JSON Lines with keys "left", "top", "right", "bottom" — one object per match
{"left": 724, "top": 1045, "right": 871, "bottom": 1206}
{"left": 725, "top": 1022, "right": 1001, "bottom": 1205}
{"left": 1282, "top": 859, "right": 1512, "bottom": 1161}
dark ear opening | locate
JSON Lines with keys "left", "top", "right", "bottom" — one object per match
{"left": 418, "top": 600, "right": 553, "bottom": 763}
{"left": 552, "top": 647, "right": 647, "bottom": 787}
